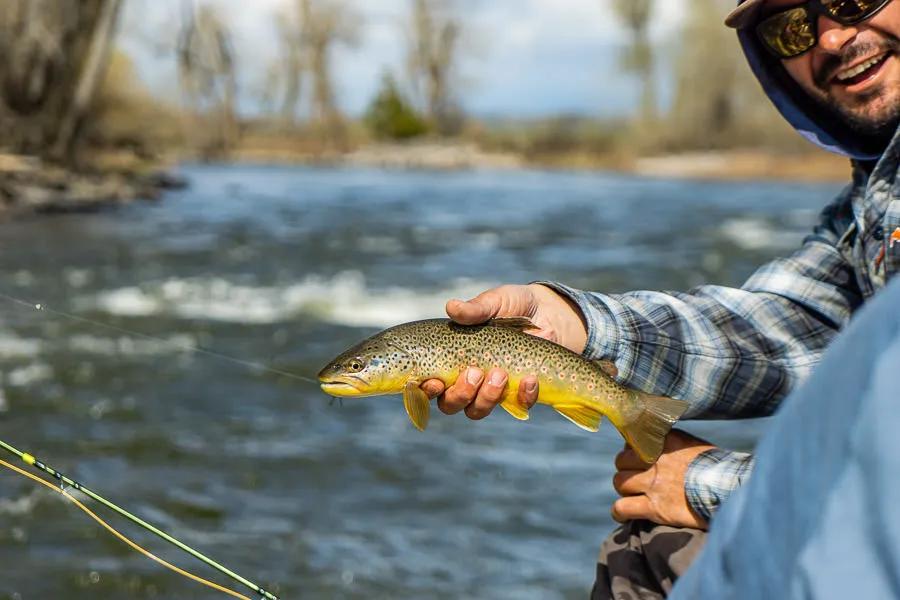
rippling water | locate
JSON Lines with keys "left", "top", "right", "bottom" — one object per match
{"left": 0, "top": 165, "right": 842, "bottom": 599}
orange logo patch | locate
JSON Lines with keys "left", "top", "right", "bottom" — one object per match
{"left": 891, "top": 227, "right": 900, "bottom": 249}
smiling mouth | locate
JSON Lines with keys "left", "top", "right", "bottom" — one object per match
{"left": 832, "top": 52, "right": 891, "bottom": 87}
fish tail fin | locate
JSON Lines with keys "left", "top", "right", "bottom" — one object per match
{"left": 621, "top": 394, "right": 689, "bottom": 464}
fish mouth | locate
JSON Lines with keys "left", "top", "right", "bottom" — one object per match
{"left": 319, "top": 376, "right": 368, "bottom": 397}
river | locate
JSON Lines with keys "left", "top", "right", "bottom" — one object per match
{"left": 0, "top": 164, "right": 843, "bottom": 599}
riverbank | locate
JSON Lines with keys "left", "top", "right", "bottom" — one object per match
{"left": 629, "top": 150, "right": 852, "bottom": 182}
{"left": 232, "top": 138, "right": 852, "bottom": 183}
{"left": 0, "top": 143, "right": 850, "bottom": 220}
{"left": 0, "top": 153, "right": 186, "bottom": 219}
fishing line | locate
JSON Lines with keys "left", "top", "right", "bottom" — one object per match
{"left": 0, "top": 289, "right": 299, "bottom": 596}
{"left": 0, "top": 290, "right": 320, "bottom": 385}
{"left": 0, "top": 439, "right": 278, "bottom": 599}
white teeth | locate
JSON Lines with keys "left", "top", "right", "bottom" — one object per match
{"left": 836, "top": 55, "right": 885, "bottom": 81}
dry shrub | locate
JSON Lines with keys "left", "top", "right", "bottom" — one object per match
{"left": 86, "top": 50, "right": 185, "bottom": 160}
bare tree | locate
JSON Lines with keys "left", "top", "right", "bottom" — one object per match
{"left": 407, "top": 0, "right": 463, "bottom": 136}
{"left": 611, "top": 0, "right": 656, "bottom": 125}
{"left": 665, "top": 0, "right": 796, "bottom": 150}
{"left": 177, "top": 2, "right": 238, "bottom": 156}
{"left": 298, "top": 0, "right": 360, "bottom": 147}
{"left": 0, "top": 0, "right": 124, "bottom": 164}
{"left": 54, "top": 0, "right": 123, "bottom": 160}
{"left": 271, "top": 2, "right": 305, "bottom": 124}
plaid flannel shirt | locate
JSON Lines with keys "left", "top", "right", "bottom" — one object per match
{"left": 544, "top": 129, "right": 900, "bottom": 520}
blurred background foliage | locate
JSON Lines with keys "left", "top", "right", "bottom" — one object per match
{"left": 0, "top": 0, "right": 827, "bottom": 175}
{"left": 364, "top": 73, "right": 430, "bottom": 141}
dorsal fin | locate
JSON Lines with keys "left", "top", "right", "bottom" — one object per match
{"left": 488, "top": 317, "right": 540, "bottom": 331}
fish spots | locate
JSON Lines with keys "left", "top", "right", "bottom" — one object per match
{"left": 587, "top": 383, "right": 595, "bottom": 391}
{"left": 558, "top": 372, "right": 566, "bottom": 380}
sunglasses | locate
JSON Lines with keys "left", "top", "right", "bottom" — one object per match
{"left": 756, "top": 0, "right": 893, "bottom": 58}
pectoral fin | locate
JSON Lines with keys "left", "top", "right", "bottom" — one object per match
{"left": 554, "top": 404, "right": 603, "bottom": 432}
{"left": 499, "top": 398, "right": 530, "bottom": 421}
{"left": 403, "top": 382, "right": 431, "bottom": 431}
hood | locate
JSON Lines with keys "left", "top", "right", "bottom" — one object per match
{"left": 735, "top": 2, "right": 885, "bottom": 160}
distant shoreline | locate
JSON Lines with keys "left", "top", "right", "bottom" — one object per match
{"left": 232, "top": 141, "right": 853, "bottom": 183}
{"left": 0, "top": 153, "right": 186, "bottom": 219}
{"left": 0, "top": 144, "right": 850, "bottom": 218}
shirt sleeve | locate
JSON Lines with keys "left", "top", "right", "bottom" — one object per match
{"left": 538, "top": 187, "right": 864, "bottom": 419}
{"left": 684, "top": 448, "right": 755, "bottom": 523}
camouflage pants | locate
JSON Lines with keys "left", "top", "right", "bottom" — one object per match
{"left": 591, "top": 520, "right": 707, "bottom": 600}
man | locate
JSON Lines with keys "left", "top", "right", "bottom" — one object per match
{"left": 422, "top": 0, "right": 900, "bottom": 597}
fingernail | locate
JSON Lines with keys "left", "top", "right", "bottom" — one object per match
{"left": 525, "top": 381, "right": 537, "bottom": 394}
{"left": 489, "top": 371, "right": 506, "bottom": 386}
{"left": 466, "top": 368, "right": 482, "bottom": 385}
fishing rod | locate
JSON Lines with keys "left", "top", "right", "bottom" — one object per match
{"left": 0, "top": 437, "right": 280, "bottom": 600}
{"left": 0, "top": 290, "right": 309, "bottom": 598}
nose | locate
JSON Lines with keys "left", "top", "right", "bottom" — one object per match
{"left": 816, "top": 15, "right": 859, "bottom": 54}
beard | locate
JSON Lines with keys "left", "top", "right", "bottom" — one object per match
{"left": 812, "top": 39, "right": 900, "bottom": 139}
{"left": 819, "top": 85, "right": 900, "bottom": 138}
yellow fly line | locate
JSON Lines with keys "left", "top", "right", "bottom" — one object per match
{"left": 0, "top": 458, "right": 252, "bottom": 600}
{"left": 0, "top": 437, "right": 279, "bottom": 600}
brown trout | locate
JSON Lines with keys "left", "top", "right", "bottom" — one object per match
{"left": 318, "top": 318, "right": 688, "bottom": 463}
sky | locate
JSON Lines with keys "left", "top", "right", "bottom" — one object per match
{"left": 120, "top": 0, "right": 693, "bottom": 119}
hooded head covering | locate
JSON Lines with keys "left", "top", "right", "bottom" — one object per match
{"left": 726, "top": 0, "right": 886, "bottom": 160}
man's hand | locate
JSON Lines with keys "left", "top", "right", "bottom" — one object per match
{"left": 611, "top": 430, "right": 715, "bottom": 530}
{"left": 419, "top": 283, "right": 588, "bottom": 420}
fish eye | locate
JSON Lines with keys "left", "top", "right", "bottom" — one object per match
{"left": 348, "top": 359, "right": 365, "bottom": 372}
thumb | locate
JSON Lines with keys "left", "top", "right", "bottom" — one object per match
{"left": 446, "top": 289, "right": 505, "bottom": 325}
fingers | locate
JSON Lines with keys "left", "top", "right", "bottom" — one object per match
{"left": 446, "top": 291, "right": 502, "bottom": 325}
{"left": 517, "top": 375, "right": 539, "bottom": 409}
{"left": 420, "top": 379, "right": 445, "bottom": 399}
{"left": 611, "top": 495, "right": 653, "bottom": 523}
{"left": 465, "top": 369, "right": 508, "bottom": 420}
{"left": 437, "top": 367, "right": 483, "bottom": 415}
{"left": 612, "top": 469, "right": 655, "bottom": 496}
{"left": 614, "top": 446, "right": 652, "bottom": 471}
{"left": 446, "top": 285, "right": 535, "bottom": 325}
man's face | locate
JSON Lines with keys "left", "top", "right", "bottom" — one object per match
{"left": 766, "top": 0, "right": 900, "bottom": 136}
